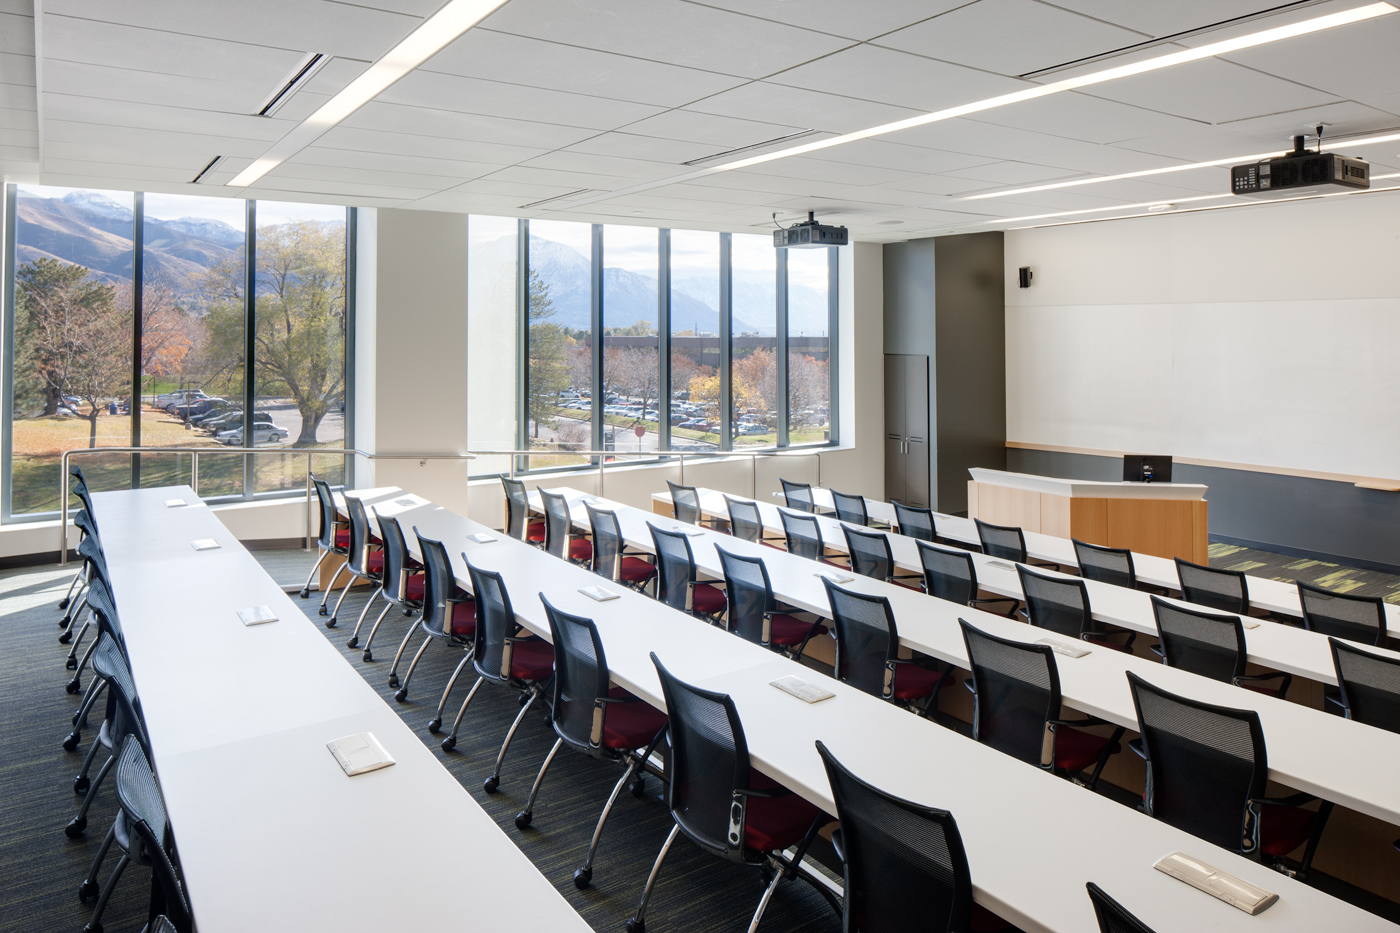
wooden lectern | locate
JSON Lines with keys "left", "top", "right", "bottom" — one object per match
{"left": 967, "top": 468, "right": 1208, "bottom": 563}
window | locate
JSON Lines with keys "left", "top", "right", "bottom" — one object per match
{"left": 467, "top": 216, "right": 518, "bottom": 480}
{"left": 526, "top": 219, "right": 592, "bottom": 468}
{"left": 729, "top": 234, "right": 777, "bottom": 448}
{"left": 668, "top": 230, "right": 720, "bottom": 451}
{"left": 601, "top": 225, "right": 659, "bottom": 458}
{"left": 786, "top": 247, "right": 832, "bottom": 445}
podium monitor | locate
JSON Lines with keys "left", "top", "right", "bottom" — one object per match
{"left": 1124, "top": 455, "right": 1172, "bottom": 483}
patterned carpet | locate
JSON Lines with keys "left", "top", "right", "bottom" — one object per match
{"left": 1208, "top": 542, "right": 1400, "bottom": 604}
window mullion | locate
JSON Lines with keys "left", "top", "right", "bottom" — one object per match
{"left": 658, "top": 229, "right": 671, "bottom": 453}
{"left": 776, "top": 248, "right": 789, "bottom": 448}
{"left": 131, "top": 192, "right": 144, "bottom": 488}
{"left": 243, "top": 200, "right": 257, "bottom": 497}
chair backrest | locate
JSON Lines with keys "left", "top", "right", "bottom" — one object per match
{"left": 1073, "top": 539, "right": 1136, "bottom": 589}
{"left": 1330, "top": 638, "right": 1400, "bottom": 733}
{"left": 467, "top": 559, "right": 516, "bottom": 682}
{"left": 891, "top": 501, "right": 935, "bottom": 542}
{"left": 668, "top": 481, "right": 703, "bottom": 525}
{"left": 1127, "top": 671, "right": 1267, "bottom": 854}
{"left": 816, "top": 741, "right": 973, "bottom": 933}
{"left": 1150, "top": 597, "right": 1246, "bottom": 684}
{"left": 501, "top": 477, "right": 532, "bottom": 540}
{"left": 778, "top": 508, "right": 825, "bottom": 561}
{"left": 85, "top": 575, "right": 124, "bottom": 649}
{"left": 70, "top": 465, "right": 98, "bottom": 527}
{"left": 842, "top": 525, "right": 895, "bottom": 582}
{"left": 1017, "top": 564, "right": 1092, "bottom": 640}
{"left": 916, "top": 541, "right": 976, "bottom": 606}
{"left": 344, "top": 495, "right": 375, "bottom": 574}
{"left": 1086, "top": 882, "right": 1158, "bottom": 933}
{"left": 77, "top": 534, "right": 111, "bottom": 589}
{"left": 648, "top": 524, "right": 697, "bottom": 611}
{"left": 780, "top": 478, "right": 815, "bottom": 512}
{"left": 374, "top": 510, "right": 415, "bottom": 603}
{"left": 959, "top": 619, "right": 1059, "bottom": 768}
{"left": 99, "top": 640, "right": 149, "bottom": 755}
{"left": 1175, "top": 557, "right": 1249, "bottom": 615}
{"left": 312, "top": 476, "right": 339, "bottom": 550}
{"left": 831, "top": 490, "right": 869, "bottom": 526}
{"left": 724, "top": 495, "right": 764, "bottom": 543}
{"left": 541, "top": 596, "right": 612, "bottom": 751}
{"left": 651, "top": 652, "right": 751, "bottom": 859}
{"left": 716, "top": 547, "right": 775, "bottom": 646}
{"left": 540, "top": 490, "right": 574, "bottom": 559}
{"left": 585, "top": 502, "right": 624, "bottom": 581}
{"left": 115, "top": 736, "right": 192, "bottom": 933}
{"left": 74, "top": 509, "right": 102, "bottom": 549}
{"left": 823, "top": 580, "right": 898, "bottom": 699}
{"left": 975, "top": 518, "right": 1027, "bottom": 562}
{"left": 1299, "top": 581, "right": 1387, "bottom": 646}
{"left": 413, "top": 530, "right": 459, "bottom": 637}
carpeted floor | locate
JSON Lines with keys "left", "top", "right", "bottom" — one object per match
{"left": 1208, "top": 542, "right": 1400, "bottom": 604}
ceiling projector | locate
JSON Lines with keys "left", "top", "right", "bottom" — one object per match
{"left": 1230, "top": 134, "right": 1369, "bottom": 200}
{"left": 773, "top": 212, "right": 849, "bottom": 248}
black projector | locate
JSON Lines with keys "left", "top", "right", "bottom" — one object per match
{"left": 1231, "top": 135, "right": 1369, "bottom": 200}
{"left": 773, "top": 212, "right": 848, "bottom": 248}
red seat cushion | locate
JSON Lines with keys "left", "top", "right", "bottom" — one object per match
{"left": 601, "top": 690, "right": 669, "bottom": 750}
{"left": 1258, "top": 803, "right": 1317, "bottom": 857}
{"left": 401, "top": 573, "right": 426, "bottom": 601}
{"left": 1053, "top": 726, "right": 1119, "bottom": 773}
{"left": 743, "top": 770, "right": 826, "bottom": 852}
{"left": 509, "top": 639, "right": 555, "bottom": 681}
{"left": 366, "top": 550, "right": 385, "bottom": 573}
{"left": 619, "top": 556, "right": 656, "bottom": 582}
{"left": 334, "top": 528, "right": 350, "bottom": 548}
{"left": 691, "top": 582, "right": 727, "bottom": 615}
{"left": 568, "top": 538, "right": 593, "bottom": 562}
{"left": 891, "top": 663, "right": 943, "bottom": 700}
{"left": 526, "top": 521, "right": 546, "bottom": 542}
{"left": 769, "top": 614, "right": 827, "bottom": 647}
{"left": 450, "top": 599, "right": 477, "bottom": 638}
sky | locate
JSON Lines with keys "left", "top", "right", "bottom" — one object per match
{"left": 18, "top": 184, "right": 346, "bottom": 228}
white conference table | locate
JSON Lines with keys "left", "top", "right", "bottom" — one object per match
{"left": 369, "top": 485, "right": 1400, "bottom": 933}
{"left": 91, "top": 486, "right": 594, "bottom": 933}
{"left": 546, "top": 487, "right": 1400, "bottom": 831}
{"left": 657, "top": 487, "right": 1400, "bottom": 689}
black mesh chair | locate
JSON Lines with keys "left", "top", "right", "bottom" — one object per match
{"left": 717, "top": 547, "right": 826, "bottom": 657}
{"left": 64, "top": 577, "right": 124, "bottom": 737}
{"left": 541, "top": 489, "right": 593, "bottom": 565}
{"left": 1017, "top": 564, "right": 1135, "bottom": 652}
{"left": 891, "top": 501, "right": 936, "bottom": 543}
{"left": 724, "top": 495, "right": 767, "bottom": 545}
{"left": 667, "top": 480, "right": 719, "bottom": 528}
{"left": 58, "top": 464, "right": 99, "bottom": 615}
{"left": 1074, "top": 540, "right": 1138, "bottom": 590}
{"left": 975, "top": 518, "right": 1028, "bottom": 562}
{"left": 516, "top": 597, "right": 669, "bottom": 890}
{"left": 353, "top": 510, "right": 425, "bottom": 661}
{"left": 779, "top": 477, "right": 817, "bottom": 513}
{"left": 63, "top": 534, "right": 115, "bottom": 690}
{"left": 1328, "top": 637, "right": 1400, "bottom": 730}
{"left": 79, "top": 736, "right": 193, "bottom": 933}
{"left": 300, "top": 473, "right": 348, "bottom": 600}
{"left": 831, "top": 490, "right": 887, "bottom": 529}
{"left": 817, "top": 741, "right": 998, "bottom": 933}
{"left": 442, "top": 561, "right": 555, "bottom": 796}
{"left": 626, "top": 654, "right": 836, "bottom": 933}
{"left": 647, "top": 524, "right": 727, "bottom": 620}
{"left": 585, "top": 502, "right": 656, "bottom": 592}
{"left": 1126, "top": 671, "right": 1331, "bottom": 877}
{"left": 1086, "top": 882, "right": 1157, "bottom": 933}
{"left": 841, "top": 525, "right": 921, "bottom": 589}
{"left": 502, "top": 476, "right": 545, "bottom": 543}
{"left": 778, "top": 508, "right": 844, "bottom": 566}
{"left": 916, "top": 540, "right": 1019, "bottom": 616}
{"left": 1299, "top": 581, "right": 1388, "bottom": 647}
{"left": 1175, "top": 557, "right": 1249, "bottom": 615}
{"left": 326, "top": 494, "right": 384, "bottom": 628}
{"left": 960, "top": 620, "right": 1123, "bottom": 789}
{"left": 66, "top": 637, "right": 147, "bottom": 839}
{"left": 1150, "top": 597, "right": 1290, "bottom": 698}
{"left": 822, "top": 580, "right": 947, "bottom": 714}
{"left": 60, "top": 520, "right": 109, "bottom": 651}
{"left": 391, "top": 532, "right": 478, "bottom": 737}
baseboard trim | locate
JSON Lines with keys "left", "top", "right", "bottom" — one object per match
{"left": 0, "top": 550, "right": 77, "bottom": 570}
{"left": 1209, "top": 534, "right": 1400, "bottom": 577}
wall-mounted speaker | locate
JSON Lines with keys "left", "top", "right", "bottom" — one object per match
{"left": 1018, "top": 267, "right": 1032, "bottom": 288}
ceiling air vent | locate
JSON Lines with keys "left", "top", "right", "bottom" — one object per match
{"left": 255, "top": 53, "right": 329, "bottom": 116}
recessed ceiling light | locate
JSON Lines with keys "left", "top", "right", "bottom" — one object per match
{"left": 1147, "top": 203, "right": 1174, "bottom": 212}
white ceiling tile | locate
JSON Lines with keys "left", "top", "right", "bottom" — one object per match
{"left": 0, "top": 51, "right": 34, "bottom": 86}
{"left": 341, "top": 101, "right": 597, "bottom": 149}
{"left": 618, "top": 109, "right": 808, "bottom": 150}
{"left": 403, "top": 191, "right": 524, "bottom": 212}
{"left": 0, "top": 11, "right": 34, "bottom": 55}
{"left": 873, "top": 173, "right": 1009, "bottom": 197}
{"left": 876, "top": 0, "right": 1146, "bottom": 77}
{"left": 1220, "top": 101, "right": 1400, "bottom": 145}
{"left": 484, "top": 164, "right": 643, "bottom": 190}
{"left": 1044, "top": 1, "right": 1279, "bottom": 38}
{"left": 294, "top": 144, "right": 507, "bottom": 180}
{"left": 737, "top": 156, "right": 922, "bottom": 187}
{"left": 44, "top": 60, "right": 270, "bottom": 114}
{"left": 424, "top": 30, "right": 746, "bottom": 108}
{"left": 43, "top": 94, "right": 292, "bottom": 141}
{"left": 680, "top": 81, "right": 921, "bottom": 135}
{"left": 564, "top": 132, "right": 736, "bottom": 163}
{"left": 944, "top": 161, "right": 1085, "bottom": 185}
{"left": 479, "top": 0, "right": 852, "bottom": 78}
{"left": 686, "top": 0, "right": 960, "bottom": 41}
{"left": 377, "top": 70, "right": 664, "bottom": 130}
{"left": 249, "top": 172, "right": 436, "bottom": 200}
{"left": 0, "top": 80, "right": 34, "bottom": 110}
{"left": 520, "top": 150, "right": 677, "bottom": 181}
{"left": 0, "top": 1, "right": 33, "bottom": 15}
{"left": 962, "top": 91, "right": 1206, "bottom": 145}
{"left": 44, "top": 119, "right": 274, "bottom": 158}
{"left": 886, "top": 117, "right": 1180, "bottom": 175}
{"left": 770, "top": 43, "right": 1028, "bottom": 112}
{"left": 0, "top": 143, "right": 39, "bottom": 160}
{"left": 1108, "top": 124, "right": 1279, "bottom": 162}
{"left": 804, "top": 139, "right": 996, "bottom": 174}
{"left": 1, "top": 126, "right": 37, "bottom": 148}
{"left": 0, "top": 105, "right": 36, "bottom": 130}
{"left": 269, "top": 160, "right": 465, "bottom": 191}
{"left": 41, "top": 157, "right": 198, "bottom": 183}
{"left": 1221, "top": 14, "right": 1400, "bottom": 111}
{"left": 1082, "top": 59, "right": 1341, "bottom": 125}
{"left": 316, "top": 125, "right": 548, "bottom": 166}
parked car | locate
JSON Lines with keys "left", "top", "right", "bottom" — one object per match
{"left": 205, "top": 411, "right": 271, "bottom": 433}
{"left": 218, "top": 422, "right": 290, "bottom": 445}
{"left": 737, "top": 423, "right": 769, "bottom": 436}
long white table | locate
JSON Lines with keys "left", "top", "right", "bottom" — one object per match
{"left": 554, "top": 487, "right": 1400, "bottom": 831}
{"left": 91, "top": 486, "right": 593, "bottom": 933}
{"left": 395, "top": 485, "right": 1400, "bottom": 933}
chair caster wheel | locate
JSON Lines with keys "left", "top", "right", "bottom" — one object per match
{"left": 66, "top": 680, "right": 81, "bottom": 695}
{"left": 63, "top": 732, "right": 79, "bottom": 752}
{"left": 573, "top": 868, "right": 592, "bottom": 889}
{"left": 326, "top": 617, "right": 337, "bottom": 628}
{"left": 631, "top": 777, "right": 646, "bottom": 798}
{"left": 59, "top": 631, "right": 72, "bottom": 644}
{"left": 319, "top": 606, "right": 328, "bottom": 616}
{"left": 427, "top": 718, "right": 441, "bottom": 733}
{"left": 362, "top": 650, "right": 373, "bottom": 662}
{"left": 388, "top": 674, "right": 399, "bottom": 688}
{"left": 60, "top": 597, "right": 71, "bottom": 610}
{"left": 346, "top": 636, "right": 358, "bottom": 649}
{"left": 78, "top": 879, "right": 98, "bottom": 901}
{"left": 483, "top": 776, "right": 499, "bottom": 794}
{"left": 394, "top": 688, "right": 408, "bottom": 702}
{"left": 299, "top": 588, "right": 310, "bottom": 599}
{"left": 626, "top": 918, "right": 645, "bottom": 933}
{"left": 83, "top": 922, "right": 104, "bottom": 933}
{"left": 66, "top": 656, "right": 78, "bottom": 670}
{"left": 440, "top": 736, "right": 456, "bottom": 751}
{"left": 65, "top": 817, "right": 87, "bottom": 838}
{"left": 514, "top": 811, "right": 532, "bottom": 830}
{"left": 403, "top": 607, "right": 414, "bottom": 616}
{"left": 74, "top": 776, "right": 90, "bottom": 795}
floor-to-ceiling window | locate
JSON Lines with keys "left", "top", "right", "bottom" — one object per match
{"left": 730, "top": 233, "right": 777, "bottom": 449}
{"left": 601, "top": 225, "right": 659, "bottom": 459}
{"left": 785, "top": 247, "right": 833, "bottom": 446}
{"left": 526, "top": 219, "right": 592, "bottom": 468}
{"left": 668, "top": 229, "right": 721, "bottom": 451}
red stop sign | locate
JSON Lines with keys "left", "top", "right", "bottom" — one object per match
{"left": 633, "top": 424, "right": 646, "bottom": 438}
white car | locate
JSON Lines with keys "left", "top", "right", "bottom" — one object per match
{"left": 218, "top": 423, "right": 291, "bottom": 445}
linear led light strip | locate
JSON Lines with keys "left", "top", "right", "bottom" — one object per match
{"left": 558, "top": 2, "right": 1396, "bottom": 210}
{"left": 228, "top": 0, "right": 511, "bottom": 188}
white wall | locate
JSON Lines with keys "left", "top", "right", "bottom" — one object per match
{"left": 1005, "top": 193, "right": 1400, "bottom": 481}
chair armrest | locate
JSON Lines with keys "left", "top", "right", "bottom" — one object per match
{"left": 964, "top": 679, "right": 977, "bottom": 696}
{"left": 1250, "top": 792, "right": 1317, "bottom": 808}
{"left": 1128, "top": 737, "right": 1146, "bottom": 760}
{"left": 736, "top": 786, "right": 793, "bottom": 799}
{"left": 1324, "top": 692, "right": 1348, "bottom": 714}
{"left": 1234, "top": 671, "right": 1292, "bottom": 693}
{"left": 829, "top": 828, "right": 845, "bottom": 863}
{"left": 1149, "top": 643, "right": 1164, "bottom": 659}
{"left": 503, "top": 633, "right": 543, "bottom": 644}
{"left": 1049, "top": 715, "right": 1113, "bottom": 729}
